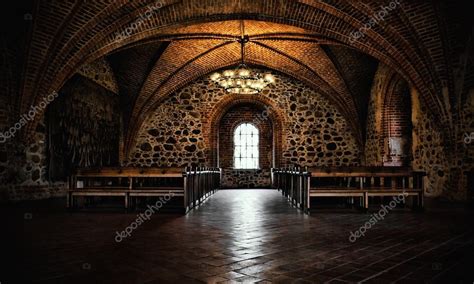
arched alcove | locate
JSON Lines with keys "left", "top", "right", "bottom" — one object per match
{"left": 382, "top": 77, "right": 412, "bottom": 166}
{"left": 216, "top": 103, "right": 277, "bottom": 188}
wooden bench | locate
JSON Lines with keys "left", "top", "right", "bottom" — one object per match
{"left": 67, "top": 167, "right": 221, "bottom": 213}
{"left": 272, "top": 167, "right": 425, "bottom": 213}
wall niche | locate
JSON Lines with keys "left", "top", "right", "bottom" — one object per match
{"left": 47, "top": 75, "right": 121, "bottom": 181}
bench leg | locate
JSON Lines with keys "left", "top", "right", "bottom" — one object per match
{"left": 364, "top": 193, "right": 369, "bottom": 210}
{"left": 413, "top": 193, "right": 424, "bottom": 211}
{"left": 130, "top": 196, "right": 135, "bottom": 210}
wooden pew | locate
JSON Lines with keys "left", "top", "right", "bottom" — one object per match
{"left": 272, "top": 166, "right": 425, "bottom": 213}
{"left": 67, "top": 167, "right": 221, "bottom": 213}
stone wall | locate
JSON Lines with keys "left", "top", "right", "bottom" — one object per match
{"left": 411, "top": 88, "right": 474, "bottom": 202}
{"left": 130, "top": 94, "right": 207, "bottom": 167}
{"left": 130, "top": 70, "right": 361, "bottom": 187}
{"left": 411, "top": 88, "right": 451, "bottom": 198}
{"left": 0, "top": 48, "right": 64, "bottom": 200}
{"left": 0, "top": 118, "right": 65, "bottom": 201}
{"left": 409, "top": 33, "right": 474, "bottom": 201}
{"left": 221, "top": 169, "right": 271, "bottom": 189}
{"left": 281, "top": 85, "right": 360, "bottom": 167}
{"left": 365, "top": 65, "right": 384, "bottom": 165}
{"left": 451, "top": 39, "right": 474, "bottom": 202}
{"left": 0, "top": 75, "right": 121, "bottom": 201}
{"left": 76, "top": 58, "right": 119, "bottom": 94}
{"left": 459, "top": 88, "right": 474, "bottom": 201}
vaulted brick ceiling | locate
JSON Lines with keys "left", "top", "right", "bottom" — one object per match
{"left": 104, "top": 22, "right": 378, "bottom": 151}
{"left": 2, "top": 0, "right": 470, "bottom": 146}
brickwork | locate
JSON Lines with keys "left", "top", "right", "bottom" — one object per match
{"left": 207, "top": 93, "right": 285, "bottom": 168}
{"left": 365, "top": 64, "right": 411, "bottom": 167}
{"left": 11, "top": 0, "right": 460, "bottom": 146}
{"left": 382, "top": 76, "right": 411, "bottom": 166}
{"left": 365, "top": 64, "right": 391, "bottom": 166}
{"left": 218, "top": 104, "right": 273, "bottom": 169}
{"left": 218, "top": 104, "right": 273, "bottom": 188}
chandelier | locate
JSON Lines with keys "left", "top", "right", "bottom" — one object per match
{"left": 210, "top": 21, "right": 275, "bottom": 94}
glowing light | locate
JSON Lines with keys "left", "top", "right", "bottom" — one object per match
{"left": 210, "top": 72, "right": 221, "bottom": 81}
{"left": 210, "top": 64, "right": 274, "bottom": 94}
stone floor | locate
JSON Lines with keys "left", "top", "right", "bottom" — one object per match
{"left": 4, "top": 189, "right": 474, "bottom": 283}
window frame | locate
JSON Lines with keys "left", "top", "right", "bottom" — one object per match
{"left": 233, "top": 122, "right": 260, "bottom": 170}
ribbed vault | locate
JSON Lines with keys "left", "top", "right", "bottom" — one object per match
{"left": 5, "top": 0, "right": 461, "bottom": 150}
{"left": 121, "top": 33, "right": 373, "bottom": 155}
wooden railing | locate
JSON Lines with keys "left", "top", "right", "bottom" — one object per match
{"left": 67, "top": 167, "right": 221, "bottom": 213}
{"left": 271, "top": 167, "right": 309, "bottom": 210}
{"left": 272, "top": 166, "right": 425, "bottom": 213}
{"left": 183, "top": 167, "right": 221, "bottom": 212}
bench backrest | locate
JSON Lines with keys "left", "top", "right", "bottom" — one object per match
{"left": 307, "top": 166, "right": 412, "bottom": 177}
{"left": 272, "top": 166, "right": 425, "bottom": 177}
{"left": 74, "top": 167, "right": 185, "bottom": 178}
{"left": 74, "top": 167, "right": 222, "bottom": 178}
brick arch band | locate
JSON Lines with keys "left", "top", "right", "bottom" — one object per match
{"left": 205, "top": 94, "right": 286, "bottom": 168}
{"left": 381, "top": 73, "right": 411, "bottom": 165}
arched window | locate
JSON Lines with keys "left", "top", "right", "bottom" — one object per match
{"left": 233, "top": 123, "right": 259, "bottom": 169}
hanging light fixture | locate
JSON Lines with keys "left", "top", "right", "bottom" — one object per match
{"left": 210, "top": 20, "right": 275, "bottom": 94}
